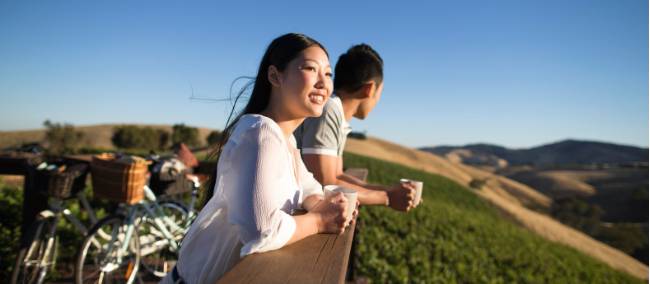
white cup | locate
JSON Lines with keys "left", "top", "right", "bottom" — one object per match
{"left": 323, "top": 185, "right": 357, "bottom": 220}
{"left": 400, "top": 178, "right": 424, "bottom": 206}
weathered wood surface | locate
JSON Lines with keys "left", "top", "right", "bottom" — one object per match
{"left": 216, "top": 168, "right": 368, "bottom": 284}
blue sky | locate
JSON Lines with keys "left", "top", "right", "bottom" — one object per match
{"left": 0, "top": 0, "right": 647, "bottom": 149}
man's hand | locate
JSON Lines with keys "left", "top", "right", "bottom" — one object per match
{"left": 386, "top": 183, "right": 416, "bottom": 212}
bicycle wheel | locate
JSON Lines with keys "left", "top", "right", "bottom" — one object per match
{"left": 11, "top": 217, "right": 57, "bottom": 284}
{"left": 74, "top": 215, "right": 140, "bottom": 284}
{"left": 138, "top": 201, "right": 188, "bottom": 279}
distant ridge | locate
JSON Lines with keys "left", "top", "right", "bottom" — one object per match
{"left": 421, "top": 139, "right": 649, "bottom": 166}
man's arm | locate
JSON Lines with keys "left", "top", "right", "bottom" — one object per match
{"left": 338, "top": 171, "right": 386, "bottom": 191}
{"left": 302, "top": 153, "right": 414, "bottom": 211}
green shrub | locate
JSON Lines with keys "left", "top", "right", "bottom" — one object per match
{"left": 0, "top": 180, "right": 23, "bottom": 280}
{"left": 172, "top": 124, "right": 200, "bottom": 147}
{"left": 206, "top": 130, "right": 222, "bottom": 146}
{"left": 112, "top": 125, "right": 169, "bottom": 150}
{"left": 43, "top": 120, "right": 83, "bottom": 155}
{"left": 469, "top": 178, "right": 487, "bottom": 190}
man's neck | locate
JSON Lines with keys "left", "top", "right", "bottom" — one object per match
{"left": 336, "top": 92, "right": 359, "bottom": 122}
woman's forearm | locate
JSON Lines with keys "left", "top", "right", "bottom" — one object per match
{"left": 286, "top": 213, "right": 321, "bottom": 245}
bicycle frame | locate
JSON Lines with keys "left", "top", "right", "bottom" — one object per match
{"left": 26, "top": 192, "right": 100, "bottom": 284}
{"left": 37, "top": 191, "right": 98, "bottom": 234}
{"left": 111, "top": 185, "right": 188, "bottom": 260}
{"left": 140, "top": 186, "right": 185, "bottom": 250}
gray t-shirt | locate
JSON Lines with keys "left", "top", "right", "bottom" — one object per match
{"left": 294, "top": 96, "right": 352, "bottom": 157}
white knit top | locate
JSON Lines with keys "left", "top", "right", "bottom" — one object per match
{"left": 166, "top": 114, "right": 324, "bottom": 284}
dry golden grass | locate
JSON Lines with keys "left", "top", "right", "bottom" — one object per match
{"left": 345, "top": 137, "right": 473, "bottom": 185}
{"left": 345, "top": 136, "right": 648, "bottom": 280}
{"left": 505, "top": 170, "right": 596, "bottom": 198}
{"left": 0, "top": 129, "right": 45, "bottom": 149}
{"left": 0, "top": 175, "right": 24, "bottom": 187}
{"left": 345, "top": 137, "right": 551, "bottom": 209}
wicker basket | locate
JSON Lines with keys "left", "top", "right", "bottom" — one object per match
{"left": 90, "top": 153, "right": 149, "bottom": 204}
{"left": 35, "top": 163, "right": 88, "bottom": 199}
{"left": 150, "top": 171, "right": 192, "bottom": 196}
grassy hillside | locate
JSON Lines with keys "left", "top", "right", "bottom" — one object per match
{"left": 345, "top": 137, "right": 648, "bottom": 278}
{"left": 344, "top": 152, "right": 643, "bottom": 283}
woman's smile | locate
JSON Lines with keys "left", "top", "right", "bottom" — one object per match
{"left": 308, "top": 91, "right": 327, "bottom": 105}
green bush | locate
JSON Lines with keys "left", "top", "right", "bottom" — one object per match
{"left": 43, "top": 120, "right": 84, "bottom": 155}
{"left": 172, "top": 124, "right": 200, "bottom": 147}
{"left": 344, "top": 152, "right": 643, "bottom": 283}
{"left": 112, "top": 125, "right": 169, "bottom": 150}
{"left": 206, "top": 130, "right": 223, "bottom": 146}
{"left": 0, "top": 179, "right": 23, "bottom": 280}
{"left": 552, "top": 197, "right": 603, "bottom": 235}
{"left": 469, "top": 178, "right": 487, "bottom": 190}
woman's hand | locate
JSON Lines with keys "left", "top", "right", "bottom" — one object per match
{"left": 349, "top": 200, "right": 360, "bottom": 226}
{"left": 311, "top": 192, "right": 349, "bottom": 234}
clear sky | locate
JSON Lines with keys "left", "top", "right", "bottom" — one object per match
{"left": 1, "top": 0, "right": 647, "bottom": 149}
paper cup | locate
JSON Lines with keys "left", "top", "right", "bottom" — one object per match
{"left": 400, "top": 179, "right": 424, "bottom": 206}
{"left": 323, "top": 185, "right": 357, "bottom": 220}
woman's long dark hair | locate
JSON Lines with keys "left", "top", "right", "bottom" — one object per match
{"left": 200, "top": 33, "right": 328, "bottom": 207}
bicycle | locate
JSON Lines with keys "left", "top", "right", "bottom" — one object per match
{"left": 161, "top": 173, "right": 201, "bottom": 225}
{"left": 74, "top": 184, "right": 191, "bottom": 284}
{"left": 148, "top": 155, "right": 202, "bottom": 225}
{"left": 11, "top": 163, "right": 102, "bottom": 284}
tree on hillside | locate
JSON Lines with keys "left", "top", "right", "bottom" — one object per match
{"left": 43, "top": 120, "right": 84, "bottom": 155}
{"left": 159, "top": 131, "right": 171, "bottom": 150}
{"left": 206, "top": 130, "right": 222, "bottom": 145}
{"left": 469, "top": 178, "right": 487, "bottom": 190}
{"left": 112, "top": 126, "right": 169, "bottom": 150}
{"left": 172, "top": 124, "right": 200, "bottom": 147}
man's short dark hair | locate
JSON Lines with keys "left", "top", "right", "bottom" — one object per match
{"left": 334, "top": 44, "right": 383, "bottom": 93}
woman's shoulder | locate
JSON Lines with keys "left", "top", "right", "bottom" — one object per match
{"left": 233, "top": 114, "right": 284, "bottom": 142}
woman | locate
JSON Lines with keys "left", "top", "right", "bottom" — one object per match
{"left": 163, "top": 33, "right": 352, "bottom": 284}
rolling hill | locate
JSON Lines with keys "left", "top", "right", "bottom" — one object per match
{"left": 422, "top": 139, "right": 649, "bottom": 167}
{"left": 505, "top": 167, "right": 648, "bottom": 223}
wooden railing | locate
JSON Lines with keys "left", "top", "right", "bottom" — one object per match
{"left": 216, "top": 168, "right": 368, "bottom": 284}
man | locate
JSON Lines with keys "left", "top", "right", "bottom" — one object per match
{"left": 295, "top": 44, "right": 415, "bottom": 211}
